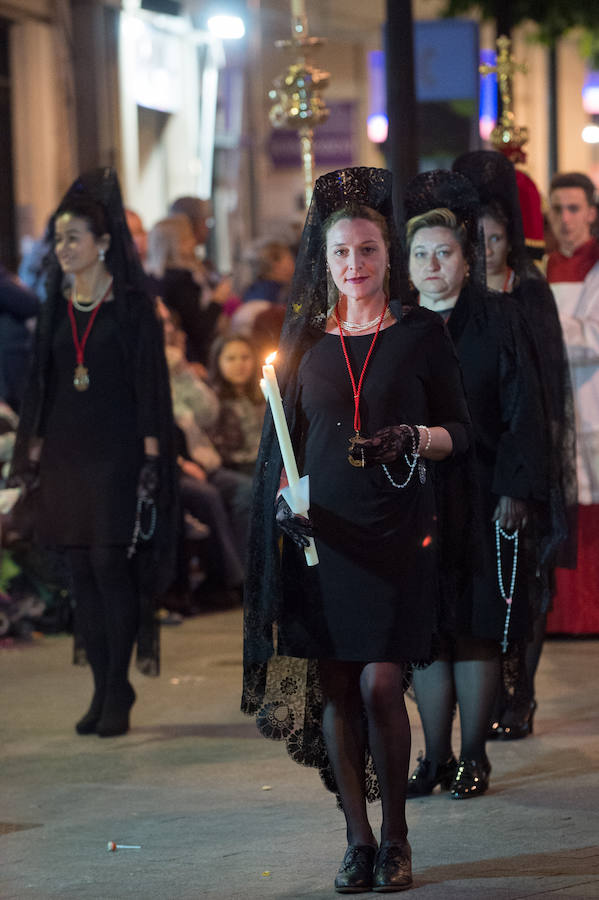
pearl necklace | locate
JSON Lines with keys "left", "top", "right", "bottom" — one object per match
{"left": 495, "top": 521, "right": 519, "bottom": 653}
{"left": 338, "top": 306, "right": 391, "bottom": 332}
{"left": 72, "top": 279, "right": 112, "bottom": 312}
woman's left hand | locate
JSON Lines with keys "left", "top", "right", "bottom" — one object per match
{"left": 348, "top": 425, "right": 416, "bottom": 467}
{"left": 493, "top": 496, "right": 528, "bottom": 531}
{"left": 137, "top": 456, "right": 160, "bottom": 502}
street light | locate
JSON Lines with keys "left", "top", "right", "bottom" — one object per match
{"left": 207, "top": 14, "right": 245, "bottom": 39}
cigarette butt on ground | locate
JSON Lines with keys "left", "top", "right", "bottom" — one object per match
{"left": 106, "top": 841, "right": 142, "bottom": 852}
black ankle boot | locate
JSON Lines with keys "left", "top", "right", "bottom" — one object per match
{"left": 97, "top": 683, "right": 136, "bottom": 738}
{"left": 407, "top": 752, "right": 458, "bottom": 797}
{"left": 75, "top": 688, "right": 106, "bottom": 735}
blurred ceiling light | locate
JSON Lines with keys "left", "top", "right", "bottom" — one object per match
{"left": 207, "top": 14, "right": 245, "bottom": 39}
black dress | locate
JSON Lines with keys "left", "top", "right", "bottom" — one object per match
{"left": 36, "top": 300, "right": 157, "bottom": 547}
{"left": 278, "top": 310, "right": 470, "bottom": 664}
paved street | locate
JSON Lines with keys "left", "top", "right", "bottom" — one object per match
{"left": 2, "top": 609, "right": 599, "bottom": 899}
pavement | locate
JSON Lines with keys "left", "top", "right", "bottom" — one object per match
{"left": 2, "top": 609, "right": 599, "bottom": 899}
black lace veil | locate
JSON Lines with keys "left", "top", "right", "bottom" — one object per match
{"left": 452, "top": 150, "right": 530, "bottom": 276}
{"left": 403, "top": 168, "right": 486, "bottom": 290}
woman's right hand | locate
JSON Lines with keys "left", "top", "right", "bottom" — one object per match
{"left": 493, "top": 496, "right": 528, "bottom": 531}
{"left": 275, "top": 495, "right": 314, "bottom": 548}
{"left": 7, "top": 459, "right": 40, "bottom": 497}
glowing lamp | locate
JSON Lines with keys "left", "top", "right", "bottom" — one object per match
{"left": 582, "top": 71, "right": 599, "bottom": 115}
{"left": 206, "top": 14, "right": 245, "bottom": 39}
{"left": 582, "top": 124, "right": 599, "bottom": 144}
{"left": 367, "top": 114, "right": 388, "bottom": 144}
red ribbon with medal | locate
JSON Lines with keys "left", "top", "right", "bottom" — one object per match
{"left": 67, "top": 279, "right": 113, "bottom": 391}
{"left": 334, "top": 300, "right": 389, "bottom": 466}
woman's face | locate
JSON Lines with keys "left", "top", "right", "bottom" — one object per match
{"left": 409, "top": 226, "right": 468, "bottom": 304}
{"left": 325, "top": 217, "right": 388, "bottom": 303}
{"left": 482, "top": 214, "right": 510, "bottom": 277}
{"left": 54, "top": 213, "right": 109, "bottom": 276}
{"left": 218, "top": 340, "right": 255, "bottom": 388}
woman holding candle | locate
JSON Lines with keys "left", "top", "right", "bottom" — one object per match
{"left": 10, "top": 168, "right": 177, "bottom": 737}
{"left": 242, "top": 167, "right": 474, "bottom": 893}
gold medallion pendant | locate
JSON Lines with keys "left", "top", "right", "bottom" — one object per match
{"left": 348, "top": 433, "right": 364, "bottom": 467}
{"left": 73, "top": 364, "right": 90, "bottom": 391}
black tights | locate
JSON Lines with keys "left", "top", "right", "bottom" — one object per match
{"left": 319, "top": 660, "right": 410, "bottom": 847}
{"left": 411, "top": 636, "right": 500, "bottom": 763}
{"left": 68, "top": 547, "right": 139, "bottom": 698}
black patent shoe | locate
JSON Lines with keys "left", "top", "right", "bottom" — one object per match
{"left": 487, "top": 719, "right": 501, "bottom": 740}
{"left": 373, "top": 841, "right": 413, "bottom": 892}
{"left": 334, "top": 844, "right": 377, "bottom": 894}
{"left": 97, "top": 683, "right": 136, "bottom": 738}
{"left": 499, "top": 700, "right": 536, "bottom": 740}
{"left": 450, "top": 755, "right": 491, "bottom": 799}
{"left": 75, "top": 690, "right": 105, "bottom": 735}
{"left": 407, "top": 752, "right": 458, "bottom": 797}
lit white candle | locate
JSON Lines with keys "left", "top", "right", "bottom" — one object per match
{"left": 262, "top": 354, "right": 299, "bottom": 483}
{"left": 262, "top": 352, "right": 318, "bottom": 566}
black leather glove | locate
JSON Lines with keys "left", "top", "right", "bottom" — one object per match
{"left": 348, "top": 425, "right": 418, "bottom": 468}
{"left": 275, "top": 494, "right": 314, "bottom": 548}
{"left": 7, "top": 459, "right": 40, "bottom": 497}
{"left": 137, "top": 456, "right": 160, "bottom": 503}
{"left": 493, "top": 496, "right": 528, "bottom": 531}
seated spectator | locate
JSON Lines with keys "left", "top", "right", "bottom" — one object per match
{"left": 160, "top": 305, "right": 251, "bottom": 593}
{"left": 249, "top": 304, "right": 286, "bottom": 364}
{"left": 241, "top": 238, "right": 295, "bottom": 305}
{"left": 0, "top": 267, "right": 40, "bottom": 411}
{"left": 146, "top": 215, "right": 222, "bottom": 366}
{"left": 125, "top": 209, "right": 148, "bottom": 265}
{"left": 207, "top": 334, "right": 266, "bottom": 478}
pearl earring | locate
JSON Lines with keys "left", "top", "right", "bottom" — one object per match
{"left": 98, "top": 248, "right": 106, "bottom": 262}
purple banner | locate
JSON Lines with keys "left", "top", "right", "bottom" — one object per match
{"left": 268, "top": 101, "right": 355, "bottom": 169}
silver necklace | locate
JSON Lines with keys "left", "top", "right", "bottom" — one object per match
{"left": 338, "top": 307, "right": 391, "bottom": 332}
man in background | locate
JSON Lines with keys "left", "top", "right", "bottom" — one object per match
{"left": 546, "top": 172, "right": 599, "bottom": 634}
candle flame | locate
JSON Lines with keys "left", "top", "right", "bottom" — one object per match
{"left": 265, "top": 351, "right": 277, "bottom": 365}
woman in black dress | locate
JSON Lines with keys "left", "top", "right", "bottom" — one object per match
{"left": 452, "top": 151, "right": 576, "bottom": 739}
{"left": 11, "top": 169, "right": 177, "bottom": 737}
{"left": 404, "top": 170, "right": 550, "bottom": 799}
{"left": 242, "top": 168, "right": 472, "bottom": 893}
